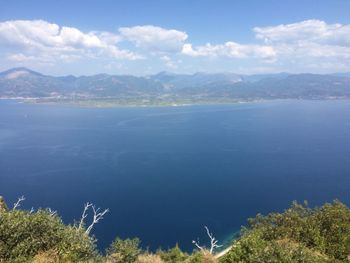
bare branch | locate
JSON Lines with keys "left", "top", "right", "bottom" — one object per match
{"left": 13, "top": 196, "right": 25, "bottom": 210}
{"left": 79, "top": 202, "right": 93, "bottom": 229}
{"left": 85, "top": 205, "right": 109, "bottom": 234}
{"left": 47, "top": 208, "right": 57, "bottom": 216}
{"left": 204, "top": 226, "right": 223, "bottom": 254}
{"left": 192, "top": 239, "right": 204, "bottom": 251}
{"left": 192, "top": 226, "right": 223, "bottom": 254}
{"left": 77, "top": 202, "right": 109, "bottom": 234}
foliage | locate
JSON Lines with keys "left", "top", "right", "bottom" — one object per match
{"left": 185, "top": 250, "right": 217, "bottom": 263}
{"left": 219, "top": 230, "right": 329, "bottom": 263}
{"left": 220, "top": 200, "right": 350, "bottom": 262}
{"left": 157, "top": 244, "right": 190, "bottom": 263}
{"left": 0, "top": 196, "right": 8, "bottom": 212}
{"left": 106, "top": 238, "right": 142, "bottom": 263}
{"left": 135, "top": 253, "right": 164, "bottom": 263}
{"left": 31, "top": 250, "right": 60, "bottom": 263}
{"left": 2, "top": 196, "right": 350, "bottom": 263}
{"left": 0, "top": 200, "right": 96, "bottom": 262}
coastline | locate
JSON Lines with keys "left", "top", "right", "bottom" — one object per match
{"left": 1, "top": 96, "right": 274, "bottom": 108}
{"left": 5, "top": 97, "right": 349, "bottom": 109}
{"left": 214, "top": 229, "right": 240, "bottom": 258}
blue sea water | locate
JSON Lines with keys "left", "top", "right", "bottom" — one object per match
{"left": 1, "top": 99, "right": 350, "bottom": 252}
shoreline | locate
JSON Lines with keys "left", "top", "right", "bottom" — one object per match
{"left": 2, "top": 96, "right": 349, "bottom": 109}
{"left": 214, "top": 229, "right": 240, "bottom": 258}
{"left": 3, "top": 97, "right": 347, "bottom": 109}
{"left": 1, "top": 97, "right": 268, "bottom": 108}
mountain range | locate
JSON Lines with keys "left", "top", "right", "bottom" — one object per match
{"left": 1, "top": 67, "right": 350, "bottom": 105}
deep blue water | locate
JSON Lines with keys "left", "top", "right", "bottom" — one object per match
{"left": 1, "top": 100, "right": 350, "bottom": 252}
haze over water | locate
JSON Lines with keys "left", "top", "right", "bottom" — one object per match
{"left": 1, "top": 100, "right": 350, "bottom": 251}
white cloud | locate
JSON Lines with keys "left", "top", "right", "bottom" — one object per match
{"left": 254, "top": 19, "right": 350, "bottom": 47}
{"left": 0, "top": 20, "right": 141, "bottom": 63}
{"left": 181, "top": 19, "right": 350, "bottom": 73}
{"left": 6, "top": 52, "right": 63, "bottom": 64}
{"left": 182, "top": 42, "right": 276, "bottom": 59}
{"left": 2, "top": 19, "right": 350, "bottom": 74}
{"left": 252, "top": 20, "right": 350, "bottom": 64}
{"left": 119, "top": 25, "right": 188, "bottom": 53}
{"left": 160, "top": 55, "right": 181, "bottom": 69}
{"left": 59, "top": 27, "right": 103, "bottom": 48}
{"left": 182, "top": 20, "right": 350, "bottom": 62}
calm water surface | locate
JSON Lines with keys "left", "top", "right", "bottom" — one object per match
{"left": 1, "top": 100, "right": 350, "bottom": 251}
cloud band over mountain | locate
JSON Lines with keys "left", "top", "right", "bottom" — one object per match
{"left": 0, "top": 19, "right": 349, "bottom": 74}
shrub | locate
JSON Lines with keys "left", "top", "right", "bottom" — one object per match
{"left": 0, "top": 196, "right": 8, "bottom": 212}
{"left": 136, "top": 253, "right": 164, "bottom": 263}
{"left": 220, "top": 200, "right": 350, "bottom": 262}
{"left": 186, "top": 250, "right": 217, "bottom": 263}
{"left": 106, "top": 238, "right": 142, "bottom": 263}
{"left": 0, "top": 199, "right": 97, "bottom": 262}
{"left": 31, "top": 250, "right": 60, "bottom": 263}
{"left": 157, "top": 245, "right": 189, "bottom": 263}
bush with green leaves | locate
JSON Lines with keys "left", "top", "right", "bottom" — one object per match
{"left": 220, "top": 200, "right": 350, "bottom": 263}
{"left": 156, "top": 244, "right": 190, "bottom": 263}
{"left": 135, "top": 253, "right": 164, "bottom": 263}
{"left": 219, "top": 229, "right": 330, "bottom": 263}
{"left": 185, "top": 250, "right": 217, "bottom": 263}
{"left": 106, "top": 237, "right": 142, "bottom": 263}
{"left": 0, "top": 198, "right": 97, "bottom": 262}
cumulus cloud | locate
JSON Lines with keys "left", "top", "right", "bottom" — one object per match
{"left": 0, "top": 19, "right": 141, "bottom": 64}
{"left": 182, "top": 19, "right": 350, "bottom": 72}
{"left": 182, "top": 42, "right": 276, "bottom": 59}
{"left": 119, "top": 25, "right": 188, "bottom": 53}
{"left": 252, "top": 20, "right": 350, "bottom": 64}
{"left": 1, "top": 19, "right": 350, "bottom": 74}
{"left": 254, "top": 19, "right": 350, "bottom": 47}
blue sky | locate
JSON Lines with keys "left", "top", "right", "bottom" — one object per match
{"left": 1, "top": 0, "right": 350, "bottom": 75}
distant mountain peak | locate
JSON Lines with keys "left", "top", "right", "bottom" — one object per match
{"left": 5, "top": 70, "right": 31, "bottom": 80}
{"left": 0, "top": 67, "right": 43, "bottom": 79}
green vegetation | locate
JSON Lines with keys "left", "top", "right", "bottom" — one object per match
{"left": 106, "top": 238, "right": 142, "bottom": 263}
{"left": 221, "top": 200, "right": 350, "bottom": 263}
{"left": 1, "top": 196, "right": 350, "bottom": 262}
{"left": 0, "top": 204, "right": 97, "bottom": 262}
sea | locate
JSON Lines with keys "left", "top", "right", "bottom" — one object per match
{"left": 1, "top": 99, "right": 350, "bottom": 252}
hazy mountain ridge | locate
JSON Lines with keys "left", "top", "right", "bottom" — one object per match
{"left": 1, "top": 67, "right": 350, "bottom": 104}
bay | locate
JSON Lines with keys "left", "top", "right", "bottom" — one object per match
{"left": 1, "top": 100, "right": 350, "bottom": 251}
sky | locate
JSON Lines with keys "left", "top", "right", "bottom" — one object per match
{"left": 0, "top": 0, "right": 350, "bottom": 76}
